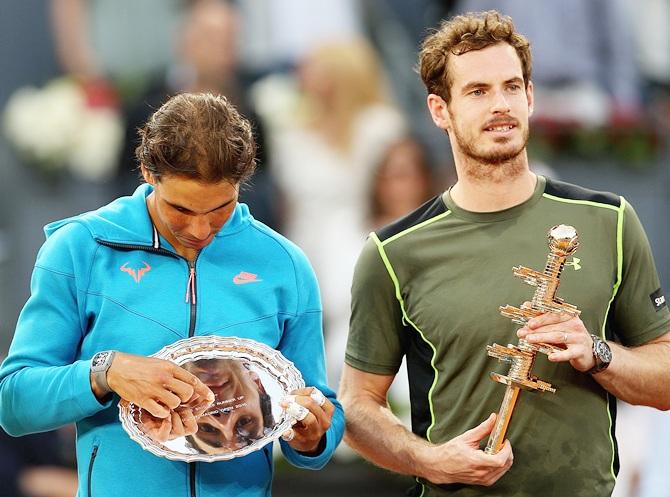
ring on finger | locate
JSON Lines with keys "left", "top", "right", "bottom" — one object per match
{"left": 282, "top": 429, "right": 295, "bottom": 442}
{"left": 310, "top": 388, "right": 326, "bottom": 407}
{"left": 285, "top": 402, "right": 310, "bottom": 422}
{"left": 563, "top": 332, "right": 568, "bottom": 344}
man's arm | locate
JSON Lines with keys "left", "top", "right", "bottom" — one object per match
{"left": 595, "top": 332, "right": 670, "bottom": 409}
{"left": 520, "top": 316, "right": 670, "bottom": 410}
{"left": 339, "top": 364, "right": 513, "bottom": 486}
{"left": 277, "top": 247, "right": 345, "bottom": 469}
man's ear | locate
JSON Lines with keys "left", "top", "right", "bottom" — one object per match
{"left": 141, "top": 164, "right": 156, "bottom": 185}
{"left": 526, "top": 80, "right": 534, "bottom": 116}
{"left": 427, "top": 93, "right": 451, "bottom": 132}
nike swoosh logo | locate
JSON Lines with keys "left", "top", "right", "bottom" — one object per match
{"left": 233, "top": 272, "right": 262, "bottom": 285}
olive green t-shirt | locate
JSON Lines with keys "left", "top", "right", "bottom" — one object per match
{"left": 345, "top": 176, "right": 670, "bottom": 497}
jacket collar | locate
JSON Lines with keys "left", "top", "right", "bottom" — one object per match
{"left": 44, "top": 184, "right": 252, "bottom": 246}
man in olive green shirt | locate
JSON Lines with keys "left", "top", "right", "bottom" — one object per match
{"left": 339, "top": 10, "right": 670, "bottom": 497}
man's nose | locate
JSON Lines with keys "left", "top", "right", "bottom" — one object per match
{"left": 189, "top": 216, "right": 211, "bottom": 240}
{"left": 491, "top": 91, "right": 511, "bottom": 114}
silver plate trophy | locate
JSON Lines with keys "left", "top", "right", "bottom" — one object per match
{"left": 119, "top": 336, "right": 305, "bottom": 462}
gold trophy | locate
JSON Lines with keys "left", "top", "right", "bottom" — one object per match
{"left": 484, "top": 225, "right": 580, "bottom": 455}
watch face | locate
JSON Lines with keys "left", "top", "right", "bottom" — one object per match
{"left": 595, "top": 340, "right": 612, "bottom": 363}
{"left": 92, "top": 352, "right": 110, "bottom": 368}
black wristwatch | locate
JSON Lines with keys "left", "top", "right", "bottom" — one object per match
{"left": 91, "top": 350, "right": 116, "bottom": 395}
{"left": 586, "top": 335, "right": 612, "bottom": 375}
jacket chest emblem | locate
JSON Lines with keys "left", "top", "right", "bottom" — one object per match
{"left": 233, "top": 271, "right": 262, "bottom": 285}
{"left": 120, "top": 262, "right": 152, "bottom": 283}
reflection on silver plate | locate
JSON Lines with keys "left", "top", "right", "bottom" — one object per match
{"left": 119, "top": 336, "right": 305, "bottom": 462}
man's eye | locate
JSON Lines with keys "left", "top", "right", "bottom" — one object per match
{"left": 199, "top": 423, "right": 218, "bottom": 434}
{"left": 236, "top": 416, "right": 255, "bottom": 437}
{"left": 471, "top": 89, "right": 484, "bottom": 96}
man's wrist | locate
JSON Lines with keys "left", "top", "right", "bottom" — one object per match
{"left": 586, "top": 335, "right": 612, "bottom": 375}
{"left": 90, "top": 350, "right": 116, "bottom": 398}
{"left": 413, "top": 442, "right": 440, "bottom": 482}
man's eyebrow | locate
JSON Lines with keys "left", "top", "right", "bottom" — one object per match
{"left": 165, "top": 197, "right": 235, "bottom": 214}
{"left": 461, "top": 81, "right": 490, "bottom": 93}
{"left": 461, "top": 77, "right": 524, "bottom": 93}
{"left": 504, "top": 77, "right": 525, "bottom": 85}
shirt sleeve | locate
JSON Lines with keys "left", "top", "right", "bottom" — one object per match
{"left": 611, "top": 200, "right": 670, "bottom": 346}
{"left": 277, "top": 247, "right": 344, "bottom": 470}
{"left": 0, "top": 223, "right": 110, "bottom": 436}
{"left": 345, "top": 235, "right": 409, "bottom": 375}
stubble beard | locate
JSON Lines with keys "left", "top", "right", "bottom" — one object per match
{"left": 452, "top": 124, "right": 530, "bottom": 184}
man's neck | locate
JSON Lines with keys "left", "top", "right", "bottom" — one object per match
{"left": 450, "top": 170, "right": 538, "bottom": 212}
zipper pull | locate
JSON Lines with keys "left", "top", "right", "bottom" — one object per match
{"left": 185, "top": 265, "right": 197, "bottom": 304}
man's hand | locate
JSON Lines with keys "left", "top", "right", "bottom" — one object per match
{"left": 418, "top": 413, "right": 514, "bottom": 486}
{"left": 281, "top": 387, "right": 334, "bottom": 454}
{"left": 517, "top": 312, "right": 596, "bottom": 372}
{"left": 103, "top": 352, "right": 214, "bottom": 418}
{"left": 137, "top": 406, "right": 199, "bottom": 443}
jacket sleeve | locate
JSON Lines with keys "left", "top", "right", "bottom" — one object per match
{"left": 276, "top": 248, "right": 344, "bottom": 470}
{"left": 0, "top": 223, "right": 110, "bottom": 436}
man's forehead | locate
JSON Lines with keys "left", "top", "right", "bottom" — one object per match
{"left": 448, "top": 43, "right": 524, "bottom": 87}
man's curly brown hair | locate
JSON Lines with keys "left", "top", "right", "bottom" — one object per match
{"left": 418, "top": 10, "right": 532, "bottom": 103}
{"left": 136, "top": 92, "right": 257, "bottom": 184}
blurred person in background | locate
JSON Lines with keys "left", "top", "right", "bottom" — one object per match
{"left": 258, "top": 38, "right": 406, "bottom": 389}
{"left": 117, "top": 0, "right": 278, "bottom": 228}
{"left": 236, "top": 0, "right": 362, "bottom": 77}
{"left": 340, "top": 10, "right": 670, "bottom": 497}
{"left": 369, "top": 137, "right": 439, "bottom": 230}
{"left": 628, "top": 0, "right": 670, "bottom": 133}
{"left": 50, "top": 0, "right": 185, "bottom": 102}
{"left": 0, "top": 93, "right": 343, "bottom": 497}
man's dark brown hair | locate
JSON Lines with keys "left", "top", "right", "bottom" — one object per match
{"left": 136, "top": 92, "right": 257, "bottom": 184}
{"left": 419, "top": 10, "right": 532, "bottom": 103}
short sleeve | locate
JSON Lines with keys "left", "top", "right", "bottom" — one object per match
{"left": 345, "top": 236, "right": 408, "bottom": 374}
{"left": 611, "top": 201, "right": 670, "bottom": 346}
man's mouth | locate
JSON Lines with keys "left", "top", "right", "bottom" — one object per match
{"left": 484, "top": 124, "right": 516, "bottom": 132}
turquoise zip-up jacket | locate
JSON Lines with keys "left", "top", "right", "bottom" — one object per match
{"left": 0, "top": 184, "right": 344, "bottom": 497}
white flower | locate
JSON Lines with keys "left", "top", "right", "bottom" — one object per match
{"left": 69, "top": 108, "right": 124, "bottom": 182}
{"left": 3, "top": 78, "right": 124, "bottom": 182}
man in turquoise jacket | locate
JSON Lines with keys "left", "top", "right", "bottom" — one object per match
{"left": 0, "top": 92, "right": 344, "bottom": 497}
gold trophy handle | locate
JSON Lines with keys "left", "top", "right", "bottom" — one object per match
{"left": 485, "top": 385, "right": 520, "bottom": 455}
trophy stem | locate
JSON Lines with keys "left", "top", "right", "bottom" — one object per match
{"left": 485, "top": 384, "right": 520, "bottom": 455}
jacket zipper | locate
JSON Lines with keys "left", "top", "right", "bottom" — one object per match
{"left": 88, "top": 444, "right": 99, "bottom": 497}
{"left": 187, "top": 257, "right": 198, "bottom": 497}
{"left": 100, "top": 240, "right": 200, "bottom": 497}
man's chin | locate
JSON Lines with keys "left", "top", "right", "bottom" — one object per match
{"left": 473, "top": 146, "right": 525, "bottom": 165}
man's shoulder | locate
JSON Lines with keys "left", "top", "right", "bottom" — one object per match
{"left": 376, "top": 194, "right": 448, "bottom": 243}
{"left": 246, "top": 219, "right": 315, "bottom": 273}
{"left": 543, "top": 177, "right": 621, "bottom": 208}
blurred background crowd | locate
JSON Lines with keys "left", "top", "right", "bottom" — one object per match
{"left": 1, "top": 0, "right": 670, "bottom": 496}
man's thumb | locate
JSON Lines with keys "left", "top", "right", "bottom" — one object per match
{"left": 461, "top": 413, "right": 496, "bottom": 443}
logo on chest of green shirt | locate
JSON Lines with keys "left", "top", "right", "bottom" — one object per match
{"left": 565, "top": 257, "right": 581, "bottom": 271}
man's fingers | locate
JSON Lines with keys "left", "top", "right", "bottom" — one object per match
{"left": 164, "top": 376, "right": 195, "bottom": 403}
{"left": 527, "top": 312, "right": 574, "bottom": 329}
{"left": 155, "top": 390, "right": 182, "bottom": 410}
{"left": 170, "top": 410, "right": 185, "bottom": 437}
{"left": 173, "top": 367, "right": 213, "bottom": 401}
{"left": 143, "top": 399, "right": 170, "bottom": 419}
{"left": 178, "top": 409, "right": 198, "bottom": 436}
{"left": 461, "top": 413, "right": 496, "bottom": 443}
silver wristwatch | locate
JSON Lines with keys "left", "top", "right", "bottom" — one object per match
{"left": 586, "top": 335, "right": 612, "bottom": 374}
{"left": 91, "top": 350, "right": 116, "bottom": 395}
